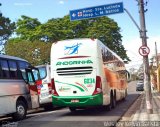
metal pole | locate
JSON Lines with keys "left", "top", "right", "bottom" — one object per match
{"left": 155, "top": 42, "right": 159, "bottom": 91}
{"left": 155, "top": 42, "right": 158, "bottom": 68}
{"left": 139, "top": 0, "right": 153, "bottom": 114}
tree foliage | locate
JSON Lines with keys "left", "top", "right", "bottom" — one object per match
{"left": 15, "top": 15, "right": 41, "bottom": 41}
{"left": 7, "top": 14, "right": 130, "bottom": 64}
{"left": 5, "top": 40, "right": 52, "bottom": 66}
{"left": 0, "top": 12, "right": 15, "bottom": 53}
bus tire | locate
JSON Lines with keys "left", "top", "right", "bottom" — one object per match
{"left": 69, "top": 107, "right": 76, "bottom": 112}
{"left": 111, "top": 94, "right": 116, "bottom": 109}
{"left": 123, "top": 89, "right": 127, "bottom": 101}
{"left": 12, "top": 100, "right": 27, "bottom": 121}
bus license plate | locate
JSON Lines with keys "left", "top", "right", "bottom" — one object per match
{"left": 71, "top": 99, "right": 79, "bottom": 103}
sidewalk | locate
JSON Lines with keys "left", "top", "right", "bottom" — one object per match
{"left": 131, "top": 90, "right": 160, "bottom": 122}
{"left": 118, "top": 90, "right": 160, "bottom": 127}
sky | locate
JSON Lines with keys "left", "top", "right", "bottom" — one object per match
{"left": 0, "top": 0, "right": 160, "bottom": 70}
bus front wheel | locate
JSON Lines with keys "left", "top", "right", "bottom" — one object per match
{"left": 12, "top": 100, "right": 27, "bottom": 121}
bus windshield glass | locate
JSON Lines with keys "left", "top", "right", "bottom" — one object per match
{"left": 38, "top": 67, "right": 47, "bottom": 79}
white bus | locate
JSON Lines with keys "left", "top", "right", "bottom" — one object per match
{"left": 50, "top": 38, "right": 128, "bottom": 111}
{"left": 0, "top": 55, "right": 39, "bottom": 120}
{"left": 35, "top": 64, "right": 53, "bottom": 110}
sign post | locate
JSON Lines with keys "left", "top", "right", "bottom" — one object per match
{"left": 70, "top": 2, "right": 124, "bottom": 21}
{"left": 139, "top": 0, "right": 153, "bottom": 114}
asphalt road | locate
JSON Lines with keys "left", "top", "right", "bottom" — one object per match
{"left": 1, "top": 81, "right": 141, "bottom": 127}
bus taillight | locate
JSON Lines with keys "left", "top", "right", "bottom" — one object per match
{"left": 51, "top": 78, "right": 59, "bottom": 96}
{"left": 48, "top": 83, "right": 52, "bottom": 94}
{"left": 92, "top": 76, "right": 102, "bottom": 95}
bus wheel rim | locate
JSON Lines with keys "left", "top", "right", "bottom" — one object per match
{"left": 17, "top": 105, "right": 25, "bottom": 115}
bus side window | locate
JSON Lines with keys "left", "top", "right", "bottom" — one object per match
{"left": 8, "top": 60, "right": 18, "bottom": 79}
{"left": 0, "top": 60, "right": 2, "bottom": 78}
{"left": 0, "top": 59, "right": 10, "bottom": 79}
{"left": 18, "top": 61, "right": 30, "bottom": 80}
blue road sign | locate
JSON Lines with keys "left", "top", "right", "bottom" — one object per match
{"left": 70, "top": 2, "right": 124, "bottom": 21}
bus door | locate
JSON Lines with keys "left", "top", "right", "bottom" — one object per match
{"left": 25, "top": 68, "right": 40, "bottom": 109}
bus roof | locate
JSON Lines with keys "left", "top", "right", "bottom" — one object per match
{"left": 0, "top": 54, "right": 28, "bottom": 62}
{"left": 97, "top": 40, "right": 124, "bottom": 62}
{"left": 36, "top": 64, "right": 50, "bottom": 68}
{"left": 52, "top": 38, "right": 124, "bottom": 63}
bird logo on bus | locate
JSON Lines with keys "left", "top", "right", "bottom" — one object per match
{"left": 64, "top": 43, "right": 82, "bottom": 55}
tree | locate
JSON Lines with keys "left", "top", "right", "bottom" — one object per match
{"left": 35, "top": 18, "right": 64, "bottom": 42}
{"left": 129, "top": 67, "right": 138, "bottom": 80}
{"left": 5, "top": 40, "right": 52, "bottom": 66}
{"left": 0, "top": 4, "right": 15, "bottom": 54}
{"left": 57, "top": 15, "right": 130, "bottom": 62}
{"left": 31, "top": 15, "right": 130, "bottom": 61}
{"left": 15, "top": 15, "right": 41, "bottom": 41}
{"left": 12, "top": 15, "right": 130, "bottom": 62}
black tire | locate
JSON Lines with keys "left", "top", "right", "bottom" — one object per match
{"left": 69, "top": 107, "right": 76, "bottom": 112}
{"left": 111, "top": 94, "right": 116, "bottom": 109}
{"left": 12, "top": 100, "right": 27, "bottom": 121}
{"left": 123, "top": 89, "right": 127, "bottom": 101}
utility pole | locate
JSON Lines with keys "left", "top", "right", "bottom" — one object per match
{"left": 155, "top": 42, "right": 158, "bottom": 68}
{"left": 138, "top": 0, "right": 153, "bottom": 114}
{"left": 155, "top": 41, "right": 159, "bottom": 91}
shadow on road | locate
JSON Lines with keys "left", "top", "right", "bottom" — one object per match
{"left": 58, "top": 93, "right": 140, "bottom": 117}
{"left": 0, "top": 93, "right": 141, "bottom": 127}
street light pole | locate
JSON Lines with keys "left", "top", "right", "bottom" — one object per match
{"left": 124, "top": 8, "right": 141, "bottom": 32}
{"left": 138, "top": 0, "right": 153, "bottom": 114}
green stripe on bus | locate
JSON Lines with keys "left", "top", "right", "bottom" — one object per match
{"left": 55, "top": 81, "right": 85, "bottom": 92}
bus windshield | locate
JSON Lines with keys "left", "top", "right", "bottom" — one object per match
{"left": 32, "top": 69, "right": 41, "bottom": 81}
{"left": 38, "top": 67, "right": 47, "bottom": 79}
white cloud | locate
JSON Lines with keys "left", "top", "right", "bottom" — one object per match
{"left": 14, "top": 3, "right": 33, "bottom": 6}
{"left": 59, "top": 1, "right": 64, "bottom": 4}
{"left": 124, "top": 37, "right": 142, "bottom": 70}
